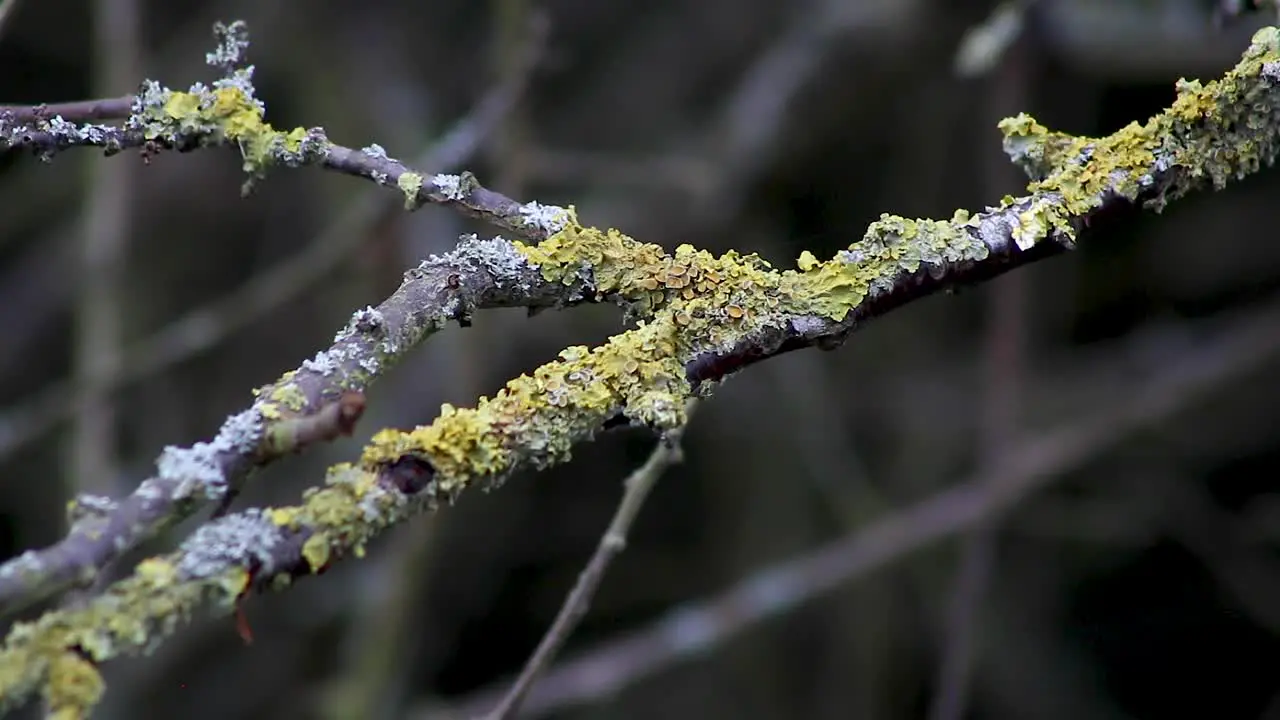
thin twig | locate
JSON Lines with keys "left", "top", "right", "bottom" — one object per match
{"left": 431, "top": 294, "right": 1280, "bottom": 720}
{"left": 483, "top": 408, "right": 691, "bottom": 720}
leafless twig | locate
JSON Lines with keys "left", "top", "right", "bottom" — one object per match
{"left": 483, "top": 409, "right": 690, "bottom": 720}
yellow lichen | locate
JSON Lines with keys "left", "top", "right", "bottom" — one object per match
{"left": 146, "top": 86, "right": 325, "bottom": 176}
{"left": 268, "top": 382, "right": 308, "bottom": 412}
{"left": 398, "top": 172, "right": 425, "bottom": 210}
{"left": 360, "top": 320, "right": 689, "bottom": 490}
{"left": 44, "top": 652, "right": 103, "bottom": 720}
{"left": 302, "top": 534, "right": 331, "bottom": 572}
{"left": 268, "top": 507, "right": 300, "bottom": 528}
{"left": 134, "top": 558, "right": 176, "bottom": 584}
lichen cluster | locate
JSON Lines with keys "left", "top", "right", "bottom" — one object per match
{"left": 0, "top": 559, "right": 249, "bottom": 716}
{"left": 361, "top": 317, "right": 690, "bottom": 491}
{"left": 364, "top": 23, "right": 1280, "bottom": 497}
{"left": 130, "top": 80, "right": 329, "bottom": 178}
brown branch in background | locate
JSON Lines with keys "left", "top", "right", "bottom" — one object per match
{"left": 928, "top": 273, "right": 1025, "bottom": 720}
{"left": 484, "top": 410, "right": 690, "bottom": 720}
{"left": 0, "top": 13, "right": 548, "bottom": 466}
{"left": 431, "top": 294, "right": 1280, "bottom": 720}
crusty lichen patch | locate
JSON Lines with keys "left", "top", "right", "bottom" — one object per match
{"left": 0, "top": 560, "right": 250, "bottom": 717}
{"left": 360, "top": 318, "right": 690, "bottom": 494}
{"left": 132, "top": 82, "right": 329, "bottom": 178}
{"left": 1000, "top": 26, "right": 1280, "bottom": 228}
{"left": 44, "top": 652, "right": 103, "bottom": 720}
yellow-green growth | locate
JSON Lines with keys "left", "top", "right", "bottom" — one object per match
{"left": 514, "top": 208, "right": 991, "bottom": 328}
{"left": 268, "top": 381, "right": 309, "bottom": 413}
{"left": 145, "top": 86, "right": 327, "bottom": 176}
{"left": 44, "top": 652, "right": 103, "bottom": 720}
{"left": 0, "top": 560, "right": 249, "bottom": 715}
{"left": 361, "top": 319, "right": 690, "bottom": 493}
{"left": 1001, "top": 26, "right": 1280, "bottom": 224}
{"left": 398, "top": 172, "right": 424, "bottom": 210}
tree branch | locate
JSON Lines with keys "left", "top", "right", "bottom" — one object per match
{"left": 431, "top": 293, "right": 1280, "bottom": 720}
{"left": 2, "top": 18, "right": 1280, "bottom": 720}
{"left": 0, "top": 233, "right": 597, "bottom": 621}
{"left": 0, "top": 11, "right": 547, "bottom": 464}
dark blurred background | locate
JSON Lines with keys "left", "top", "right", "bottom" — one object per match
{"left": 3, "top": 0, "right": 1280, "bottom": 718}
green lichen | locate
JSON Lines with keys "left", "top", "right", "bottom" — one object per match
{"left": 138, "top": 86, "right": 329, "bottom": 177}
{"left": 361, "top": 319, "right": 689, "bottom": 492}
{"left": 268, "top": 382, "right": 309, "bottom": 413}
{"left": 44, "top": 652, "right": 103, "bottom": 720}
{"left": 398, "top": 172, "right": 425, "bottom": 210}
{"left": 0, "top": 562, "right": 249, "bottom": 716}
{"left": 1001, "top": 25, "right": 1280, "bottom": 218}
{"left": 302, "top": 534, "right": 330, "bottom": 572}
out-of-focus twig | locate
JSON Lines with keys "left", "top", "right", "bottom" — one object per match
{"left": 954, "top": 1, "right": 1037, "bottom": 77}
{"left": 928, "top": 271, "right": 1025, "bottom": 720}
{"left": 483, "top": 411, "right": 689, "bottom": 720}
{"left": 928, "top": 44, "right": 1031, "bottom": 720}
{"left": 429, "top": 294, "right": 1280, "bottom": 720}
{"left": 70, "top": 0, "right": 141, "bottom": 505}
{"left": 0, "top": 0, "right": 23, "bottom": 44}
